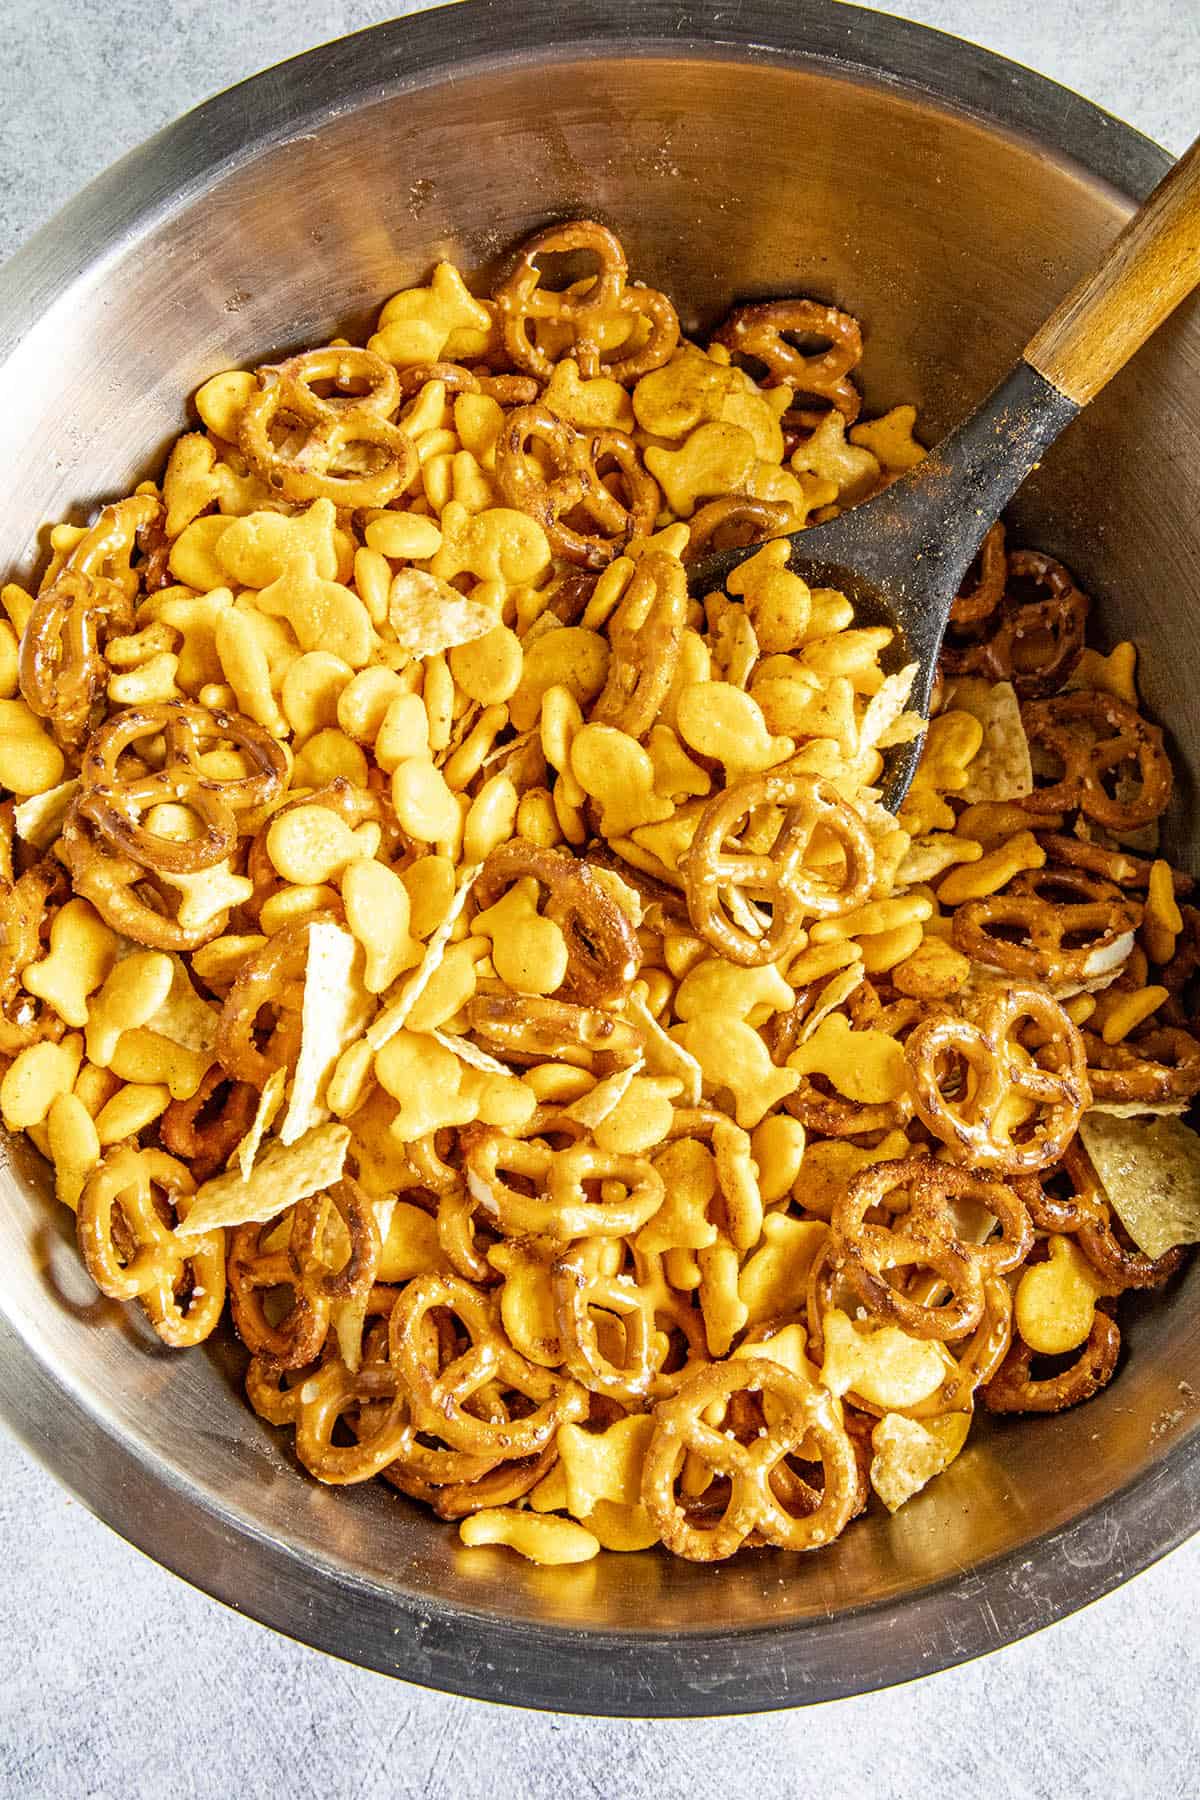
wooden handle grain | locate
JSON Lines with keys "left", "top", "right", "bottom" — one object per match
{"left": 1025, "top": 133, "right": 1200, "bottom": 406}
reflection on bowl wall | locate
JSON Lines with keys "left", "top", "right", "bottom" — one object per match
{"left": 0, "top": 0, "right": 1197, "bottom": 1716}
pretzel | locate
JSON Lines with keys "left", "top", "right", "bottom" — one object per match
{"left": 217, "top": 912, "right": 329, "bottom": 1087}
{"left": 388, "top": 1271, "right": 588, "bottom": 1457}
{"left": 229, "top": 1222, "right": 333, "bottom": 1370}
{"left": 59, "top": 805, "right": 227, "bottom": 951}
{"left": 385, "top": 1442, "right": 557, "bottom": 1520}
{"left": 475, "top": 841, "right": 642, "bottom": 1006}
{"left": 1019, "top": 690, "right": 1172, "bottom": 830}
{"left": 642, "top": 1358, "right": 858, "bottom": 1560}
{"left": 952, "top": 866, "right": 1140, "bottom": 986}
{"left": 493, "top": 220, "right": 679, "bottom": 383}
{"left": 19, "top": 569, "right": 135, "bottom": 747}
{"left": 947, "top": 521, "right": 1007, "bottom": 628}
{"left": 683, "top": 496, "right": 794, "bottom": 565}
{"left": 982, "top": 1310, "right": 1120, "bottom": 1413}
{"left": 943, "top": 548, "right": 1088, "bottom": 696}
{"left": 494, "top": 402, "right": 660, "bottom": 568}
{"left": 905, "top": 983, "right": 1090, "bottom": 1173}
{"left": 1081, "top": 1025, "right": 1200, "bottom": 1105}
{"left": 831, "top": 1157, "right": 1032, "bottom": 1342}
{"left": 44, "top": 493, "right": 161, "bottom": 599}
{"left": 1035, "top": 832, "right": 1187, "bottom": 892}
{"left": 159, "top": 1065, "right": 259, "bottom": 1181}
{"left": 0, "top": 852, "right": 68, "bottom": 1054}
{"left": 462, "top": 1125, "right": 663, "bottom": 1240}
{"left": 393, "top": 361, "right": 539, "bottom": 406}
{"left": 1016, "top": 1142, "right": 1186, "bottom": 1292}
{"left": 78, "top": 700, "right": 288, "bottom": 875}
{"left": 76, "top": 1146, "right": 224, "bottom": 1349}
{"left": 239, "top": 346, "right": 417, "bottom": 507}
{"left": 463, "top": 991, "right": 641, "bottom": 1067}
{"left": 550, "top": 1252, "right": 664, "bottom": 1404}
{"left": 710, "top": 299, "right": 862, "bottom": 425}
{"left": 684, "top": 770, "right": 875, "bottom": 966}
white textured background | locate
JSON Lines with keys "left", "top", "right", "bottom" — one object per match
{"left": 1, "top": 2, "right": 1198, "bottom": 1793}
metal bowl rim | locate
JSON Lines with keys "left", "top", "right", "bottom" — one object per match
{"left": 0, "top": 0, "right": 1192, "bottom": 1716}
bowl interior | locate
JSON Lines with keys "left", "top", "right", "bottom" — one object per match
{"left": 1, "top": 10, "right": 1198, "bottom": 1710}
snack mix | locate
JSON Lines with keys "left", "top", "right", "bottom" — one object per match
{"left": 2, "top": 219, "right": 1197, "bottom": 1565}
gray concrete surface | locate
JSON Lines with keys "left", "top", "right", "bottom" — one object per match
{"left": 1, "top": 1, "right": 1197, "bottom": 1793}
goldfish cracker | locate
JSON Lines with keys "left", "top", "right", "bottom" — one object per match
{"left": 459, "top": 1509, "right": 599, "bottom": 1566}
{"left": 21, "top": 898, "right": 118, "bottom": 1029}
{"left": 1015, "top": 1236, "right": 1114, "bottom": 1355}
{"left": 46, "top": 1091, "right": 101, "bottom": 1210}
{"left": 1, "top": 1036, "right": 84, "bottom": 1131}
{"left": 849, "top": 405, "right": 925, "bottom": 470}
{"left": 1144, "top": 859, "right": 1184, "bottom": 965}
{"left": 750, "top": 1113, "right": 807, "bottom": 1204}
{"left": 675, "top": 682, "right": 792, "bottom": 776}
{"left": 936, "top": 829, "right": 1046, "bottom": 904}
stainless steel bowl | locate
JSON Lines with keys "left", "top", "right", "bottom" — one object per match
{"left": 0, "top": 0, "right": 1197, "bottom": 1716}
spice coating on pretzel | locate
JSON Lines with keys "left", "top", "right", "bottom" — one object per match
{"left": 1, "top": 216, "right": 1194, "bottom": 1569}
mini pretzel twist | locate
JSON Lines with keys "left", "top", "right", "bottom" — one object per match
{"left": 76, "top": 1146, "right": 224, "bottom": 1349}
{"left": 589, "top": 550, "right": 688, "bottom": 738}
{"left": 1016, "top": 1141, "right": 1186, "bottom": 1291}
{"left": 642, "top": 1358, "right": 859, "bottom": 1561}
{"left": 393, "top": 361, "right": 539, "bottom": 406}
{"left": 1080, "top": 1025, "right": 1200, "bottom": 1106}
{"left": 552, "top": 1250, "right": 666, "bottom": 1404}
{"left": 831, "top": 1156, "right": 1033, "bottom": 1342}
{"left": 45, "top": 493, "right": 161, "bottom": 600}
{"left": 494, "top": 402, "right": 660, "bottom": 568}
{"left": 462, "top": 1125, "right": 664, "bottom": 1240}
{"left": 1019, "top": 689, "right": 1172, "bottom": 830}
{"left": 388, "top": 1272, "right": 588, "bottom": 1458}
{"left": 710, "top": 299, "right": 863, "bottom": 423}
{"left": 952, "top": 866, "right": 1140, "bottom": 986}
{"left": 159, "top": 1065, "right": 259, "bottom": 1181}
{"left": 463, "top": 991, "right": 642, "bottom": 1066}
{"left": 683, "top": 496, "right": 795, "bottom": 565}
{"left": 943, "top": 547, "right": 1089, "bottom": 696}
{"left": 475, "top": 840, "right": 642, "bottom": 1006}
{"left": 239, "top": 345, "right": 417, "bottom": 507}
{"left": 0, "top": 849, "right": 68, "bottom": 1054}
{"left": 19, "top": 570, "right": 135, "bottom": 748}
{"left": 59, "top": 806, "right": 228, "bottom": 951}
{"left": 905, "top": 983, "right": 1090, "bottom": 1173}
{"left": 77, "top": 700, "right": 288, "bottom": 875}
{"left": 493, "top": 220, "right": 679, "bottom": 383}
{"left": 684, "top": 770, "right": 875, "bottom": 966}
{"left": 217, "top": 912, "right": 328, "bottom": 1087}
{"left": 982, "top": 1311, "right": 1120, "bottom": 1413}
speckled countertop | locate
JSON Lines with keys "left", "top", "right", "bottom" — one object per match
{"left": 1, "top": 1, "right": 1198, "bottom": 1793}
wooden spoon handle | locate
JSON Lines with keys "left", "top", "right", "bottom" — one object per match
{"left": 1025, "top": 132, "right": 1200, "bottom": 406}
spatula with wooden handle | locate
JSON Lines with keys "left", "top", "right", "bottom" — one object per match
{"left": 687, "top": 132, "right": 1200, "bottom": 811}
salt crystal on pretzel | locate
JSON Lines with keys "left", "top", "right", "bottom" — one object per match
{"left": 280, "top": 921, "right": 372, "bottom": 1144}
{"left": 176, "top": 1121, "right": 350, "bottom": 1235}
{"left": 1078, "top": 1112, "right": 1200, "bottom": 1258}
{"left": 13, "top": 778, "right": 80, "bottom": 849}
{"left": 366, "top": 863, "right": 481, "bottom": 1051}
{"left": 387, "top": 568, "right": 497, "bottom": 657}
{"left": 944, "top": 677, "right": 1033, "bottom": 803}
{"left": 234, "top": 1065, "right": 286, "bottom": 1180}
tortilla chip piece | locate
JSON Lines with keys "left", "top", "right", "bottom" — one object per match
{"left": 147, "top": 955, "right": 221, "bottom": 1055}
{"left": 944, "top": 678, "right": 1032, "bottom": 803}
{"left": 280, "top": 921, "right": 373, "bottom": 1145}
{"left": 177, "top": 1122, "right": 350, "bottom": 1235}
{"left": 367, "top": 864, "right": 480, "bottom": 1051}
{"left": 626, "top": 987, "right": 702, "bottom": 1105}
{"left": 870, "top": 1412, "right": 970, "bottom": 1513}
{"left": 563, "top": 1061, "right": 644, "bottom": 1131}
{"left": 14, "top": 778, "right": 80, "bottom": 849}
{"left": 797, "top": 963, "right": 865, "bottom": 1044}
{"left": 1078, "top": 1111, "right": 1200, "bottom": 1258}
{"left": 388, "top": 568, "right": 497, "bottom": 657}
{"left": 858, "top": 662, "right": 918, "bottom": 752}
{"left": 432, "top": 1029, "right": 513, "bottom": 1076}
{"left": 235, "top": 1065, "right": 287, "bottom": 1179}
